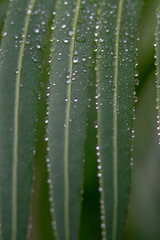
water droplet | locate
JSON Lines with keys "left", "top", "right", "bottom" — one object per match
{"left": 134, "top": 79, "right": 139, "bottom": 86}
{"left": 48, "top": 56, "right": 52, "bottom": 63}
{"left": 133, "top": 95, "right": 138, "bottom": 103}
{"left": 101, "top": 223, "right": 106, "bottom": 229}
{"left": 2, "top": 32, "right": 7, "bottom": 37}
{"left": 47, "top": 179, "right": 51, "bottom": 184}
{"left": 36, "top": 44, "right": 41, "bottom": 49}
{"left": 26, "top": 39, "right": 30, "bottom": 44}
{"left": 99, "top": 187, "right": 103, "bottom": 192}
{"left": 98, "top": 172, "right": 102, "bottom": 178}
{"left": 61, "top": 24, "right": 66, "bottom": 29}
{"left": 45, "top": 118, "right": 48, "bottom": 124}
{"left": 68, "top": 30, "right": 74, "bottom": 36}
{"left": 73, "top": 57, "right": 78, "bottom": 64}
{"left": 34, "top": 28, "right": 39, "bottom": 33}
{"left": 63, "top": 39, "right": 69, "bottom": 43}
{"left": 99, "top": 37, "right": 104, "bottom": 42}
{"left": 96, "top": 145, "right": 100, "bottom": 150}
{"left": 27, "top": 9, "right": 31, "bottom": 15}
{"left": 50, "top": 208, "right": 54, "bottom": 213}
{"left": 97, "top": 165, "right": 101, "bottom": 170}
{"left": 45, "top": 135, "right": 49, "bottom": 141}
{"left": 32, "top": 55, "right": 38, "bottom": 62}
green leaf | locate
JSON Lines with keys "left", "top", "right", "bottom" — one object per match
{"left": 48, "top": 1, "right": 98, "bottom": 239}
{"left": 96, "top": 1, "right": 142, "bottom": 239}
{"left": 0, "top": 0, "right": 54, "bottom": 239}
{"left": 155, "top": 2, "right": 160, "bottom": 142}
{"left": 79, "top": 53, "right": 101, "bottom": 240}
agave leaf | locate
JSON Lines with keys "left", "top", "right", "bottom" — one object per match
{"left": 0, "top": 0, "right": 54, "bottom": 239}
{"left": 96, "top": 1, "right": 142, "bottom": 239}
{"left": 48, "top": 0, "right": 98, "bottom": 239}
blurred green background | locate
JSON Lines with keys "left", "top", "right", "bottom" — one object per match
{"left": 0, "top": 0, "right": 160, "bottom": 239}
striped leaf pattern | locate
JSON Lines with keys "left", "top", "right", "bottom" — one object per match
{"left": 0, "top": 0, "right": 54, "bottom": 239}
{"left": 0, "top": 0, "right": 143, "bottom": 239}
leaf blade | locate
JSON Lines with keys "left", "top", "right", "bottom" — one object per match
{"left": 48, "top": 1, "right": 98, "bottom": 239}
{"left": 0, "top": 0, "right": 55, "bottom": 239}
{"left": 12, "top": 2, "right": 37, "bottom": 238}
{"left": 96, "top": 1, "right": 142, "bottom": 239}
{"left": 63, "top": 1, "right": 81, "bottom": 237}
{"left": 155, "top": 2, "right": 160, "bottom": 141}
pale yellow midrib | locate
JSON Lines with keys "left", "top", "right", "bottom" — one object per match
{"left": 112, "top": 1, "right": 124, "bottom": 240}
{"left": 64, "top": 0, "right": 81, "bottom": 239}
{"left": 12, "top": 1, "right": 36, "bottom": 240}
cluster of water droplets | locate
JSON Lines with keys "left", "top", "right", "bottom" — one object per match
{"left": 65, "top": 68, "right": 79, "bottom": 85}
{"left": 154, "top": 5, "right": 160, "bottom": 142}
{"left": 95, "top": 132, "right": 106, "bottom": 240}
{"left": 44, "top": 79, "right": 57, "bottom": 234}
{"left": 92, "top": 6, "right": 107, "bottom": 239}
{"left": 93, "top": 78, "right": 106, "bottom": 239}
{"left": 129, "top": 37, "right": 140, "bottom": 168}
{"left": 6, "top": 5, "right": 47, "bottom": 71}
{"left": 95, "top": 142, "right": 106, "bottom": 239}
{"left": 95, "top": 142, "right": 105, "bottom": 231}
{"left": 45, "top": 154, "right": 57, "bottom": 234}
{"left": 154, "top": 38, "right": 160, "bottom": 144}
{"left": 3, "top": 2, "right": 49, "bottom": 62}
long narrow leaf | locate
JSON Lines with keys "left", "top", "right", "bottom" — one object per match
{"left": 48, "top": 1, "right": 98, "bottom": 239}
{"left": 155, "top": 3, "right": 160, "bottom": 142}
{"left": 96, "top": 1, "right": 142, "bottom": 239}
{"left": 0, "top": 1, "right": 54, "bottom": 239}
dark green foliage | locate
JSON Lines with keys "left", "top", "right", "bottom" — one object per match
{"left": 0, "top": 0, "right": 160, "bottom": 240}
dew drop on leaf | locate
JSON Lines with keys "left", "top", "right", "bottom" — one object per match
{"left": 73, "top": 98, "right": 78, "bottom": 103}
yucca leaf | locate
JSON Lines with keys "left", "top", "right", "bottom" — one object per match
{"left": 155, "top": 2, "right": 160, "bottom": 141}
{"left": 0, "top": 0, "right": 54, "bottom": 239}
{"left": 48, "top": 0, "right": 98, "bottom": 239}
{"left": 96, "top": 1, "right": 142, "bottom": 239}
